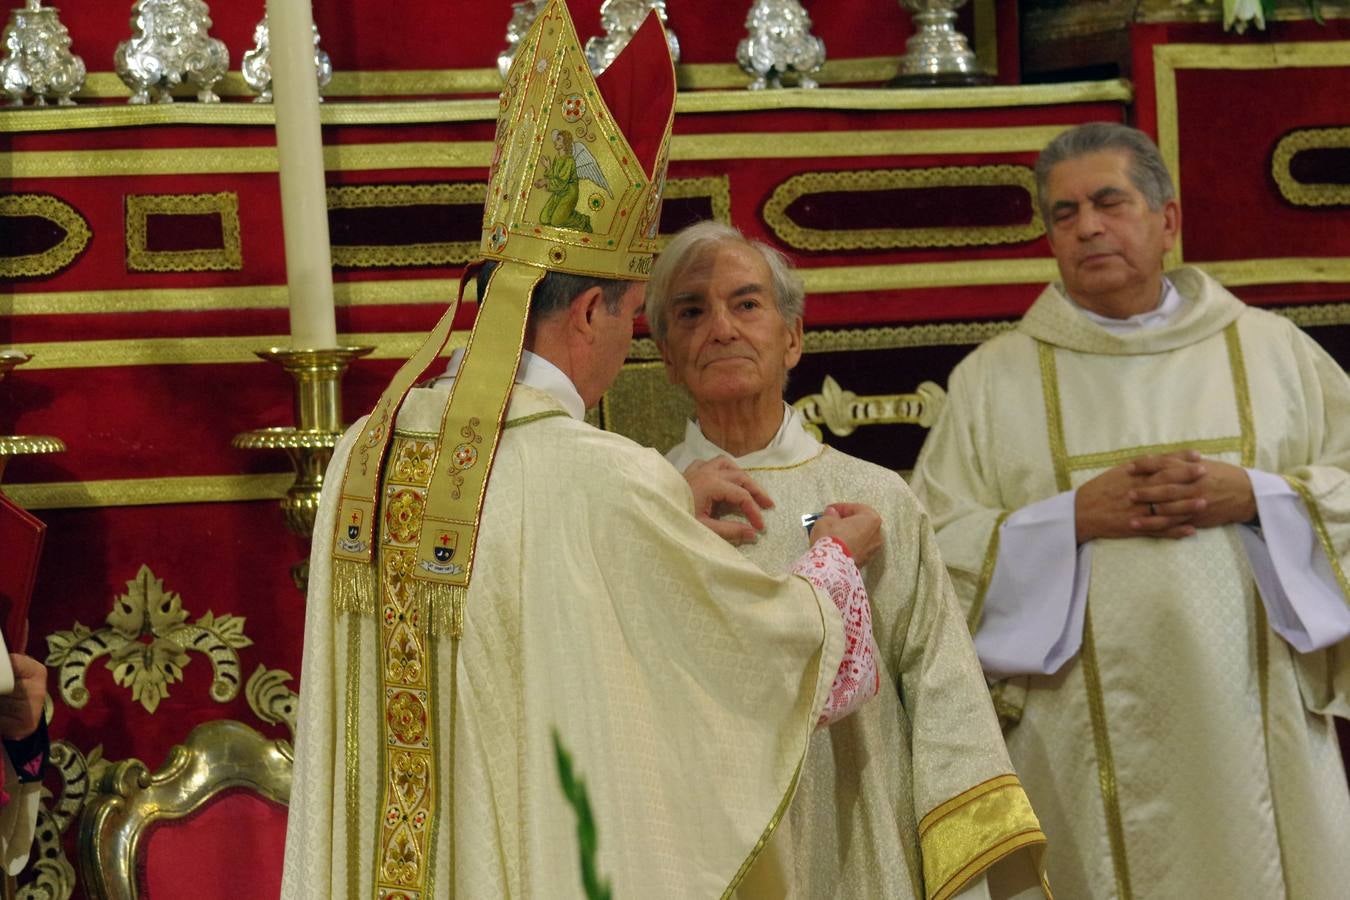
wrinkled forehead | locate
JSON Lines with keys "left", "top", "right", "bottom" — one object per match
{"left": 671, "top": 239, "right": 770, "bottom": 291}
{"left": 1046, "top": 149, "right": 1138, "bottom": 198}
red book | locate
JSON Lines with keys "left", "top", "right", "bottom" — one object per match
{"left": 0, "top": 492, "right": 43, "bottom": 655}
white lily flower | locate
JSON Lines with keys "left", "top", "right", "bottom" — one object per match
{"left": 1224, "top": 0, "right": 1267, "bottom": 33}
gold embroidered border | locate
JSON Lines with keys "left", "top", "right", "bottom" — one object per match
{"left": 14, "top": 330, "right": 469, "bottom": 370}
{"left": 798, "top": 259, "right": 1059, "bottom": 293}
{"left": 125, "top": 192, "right": 242, "bottom": 272}
{"left": 1080, "top": 611, "right": 1133, "bottom": 900}
{"left": 1284, "top": 476, "right": 1350, "bottom": 601}
{"left": 672, "top": 79, "right": 1130, "bottom": 112}
{"left": 0, "top": 142, "right": 494, "bottom": 179}
{"left": 328, "top": 183, "right": 486, "bottom": 269}
{"left": 661, "top": 174, "right": 733, "bottom": 228}
{"left": 1200, "top": 258, "right": 1350, "bottom": 286}
{"left": 1065, "top": 437, "right": 1243, "bottom": 474}
{"left": 374, "top": 436, "right": 438, "bottom": 897}
{"left": 0, "top": 97, "right": 502, "bottom": 132}
{"left": 720, "top": 729, "right": 807, "bottom": 897}
{"left": 1224, "top": 324, "right": 1257, "bottom": 467}
{"left": 1154, "top": 41, "right": 1350, "bottom": 269}
{"left": 1280, "top": 302, "right": 1350, "bottom": 328}
{"left": 968, "top": 511, "right": 1012, "bottom": 633}
{"left": 1271, "top": 127, "right": 1350, "bottom": 207}
{"left": 629, "top": 320, "right": 1018, "bottom": 362}
{"left": 2, "top": 278, "right": 462, "bottom": 316}
{"left": 0, "top": 193, "right": 91, "bottom": 279}
{"left": 672, "top": 125, "right": 1071, "bottom": 161}
{"left": 0, "top": 127, "right": 1063, "bottom": 181}
{"left": 502, "top": 409, "right": 570, "bottom": 430}
{"left": 344, "top": 611, "right": 364, "bottom": 900}
{"left": 1036, "top": 342, "right": 1071, "bottom": 493}
{"left": 0, "top": 81, "right": 1131, "bottom": 134}
{"left": 917, "top": 774, "right": 1047, "bottom": 900}
{"left": 1038, "top": 340, "right": 1132, "bottom": 896}
{"left": 763, "top": 166, "right": 1043, "bottom": 252}
{"left": 3, "top": 473, "right": 293, "bottom": 510}
{"left": 741, "top": 445, "right": 829, "bottom": 474}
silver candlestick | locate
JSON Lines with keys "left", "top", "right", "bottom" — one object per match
{"left": 114, "top": 0, "right": 229, "bottom": 104}
{"left": 241, "top": 13, "right": 332, "bottom": 103}
{"left": 0, "top": 0, "right": 85, "bottom": 107}
{"left": 890, "top": 0, "right": 988, "bottom": 87}
{"left": 736, "top": 0, "right": 826, "bottom": 90}
{"left": 585, "top": 0, "right": 680, "bottom": 76}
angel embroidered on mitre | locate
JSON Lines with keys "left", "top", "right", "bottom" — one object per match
{"left": 534, "top": 129, "right": 610, "bottom": 233}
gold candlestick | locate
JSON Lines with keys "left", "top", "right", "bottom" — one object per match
{"left": 0, "top": 351, "right": 66, "bottom": 486}
{"left": 233, "top": 346, "right": 372, "bottom": 588}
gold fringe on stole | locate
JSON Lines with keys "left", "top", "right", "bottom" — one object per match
{"left": 332, "top": 558, "right": 377, "bottom": 617}
{"left": 917, "top": 774, "right": 1048, "bottom": 900}
{"left": 417, "top": 580, "right": 467, "bottom": 639}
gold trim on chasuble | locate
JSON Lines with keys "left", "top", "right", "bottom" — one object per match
{"left": 917, "top": 774, "right": 1048, "bottom": 900}
{"left": 1034, "top": 322, "right": 1258, "bottom": 900}
{"left": 968, "top": 511, "right": 1012, "bottom": 633}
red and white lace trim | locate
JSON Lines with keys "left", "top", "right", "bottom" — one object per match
{"left": 791, "top": 537, "right": 879, "bottom": 727}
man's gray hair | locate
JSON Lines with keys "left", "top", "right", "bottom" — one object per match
{"left": 645, "top": 220, "right": 805, "bottom": 344}
{"left": 478, "top": 261, "right": 632, "bottom": 319}
{"left": 1034, "top": 122, "right": 1175, "bottom": 220}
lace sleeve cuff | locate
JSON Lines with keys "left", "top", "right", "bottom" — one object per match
{"left": 791, "top": 537, "right": 879, "bottom": 727}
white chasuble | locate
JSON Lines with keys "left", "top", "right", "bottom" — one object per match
{"left": 282, "top": 384, "right": 850, "bottom": 899}
{"left": 670, "top": 411, "right": 1049, "bottom": 900}
{"left": 912, "top": 267, "right": 1350, "bottom": 900}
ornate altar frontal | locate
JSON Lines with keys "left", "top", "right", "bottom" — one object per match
{"left": 0, "top": 2, "right": 1346, "bottom": 896}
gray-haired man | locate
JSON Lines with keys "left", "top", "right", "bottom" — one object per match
{"left": 912, "top": 122, "right": 1350, "bottom": 899}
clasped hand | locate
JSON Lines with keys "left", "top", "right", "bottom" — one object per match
{"left": 1074, "top": 450, "right": 1257, "bottom": 543}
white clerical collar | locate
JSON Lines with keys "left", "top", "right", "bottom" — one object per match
{"left": 1075, "top": 277, "right": 1183, "bottom": 335}
{"left": 668, "top": 403, "right": 821, "bottom": 471}
{"left": 433, "top": 348, "right": 586, "bottom": 421}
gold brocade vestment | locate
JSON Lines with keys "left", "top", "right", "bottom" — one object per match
{"left": 669, "top": 422, "right": 1049, "bottom": 900}
{"left": 282, "top": 383, "right": 850, "bottom": 899}
{"left": 913, "top": 267, "right": 1350, "bottom": 900}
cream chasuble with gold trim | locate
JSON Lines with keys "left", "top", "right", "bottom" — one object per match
{"left": 913, "top": 267, "right": 1350, "bottom": 900}
{"left": 283, "top": 383, "right": 851, "bottom": 899}
{"left": 670, "top": 410, "right": 1049, "bottom": 900}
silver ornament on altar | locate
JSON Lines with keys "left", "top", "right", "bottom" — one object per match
{"left": 498, "top": 0, "right": 548, "bottom": 80}
{"left": 736, "top": 0, "right": 826, "bottom": 90}
{"left": 0, "top": 0, "right": 86, "bottom": 106}
{"left": 584, "top": 0, "right": 679, "bottom": 76}
{"left": 114, "top": 0, "right": 229, "bottom": 104}
{"left": 241, "top": 14, "right": 332, "bottom": 103}
{"left": 891, "top": 0, "right": 986, "bottom": 86}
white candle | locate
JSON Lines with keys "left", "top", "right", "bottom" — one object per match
{"left": 268, "top": 0, "right": 338, "bottom": 350}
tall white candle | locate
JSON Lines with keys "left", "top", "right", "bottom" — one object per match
{"left": 268, "top": 0, "right": 338, "bottom": 350}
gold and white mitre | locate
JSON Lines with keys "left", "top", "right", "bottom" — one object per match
{"left": 327, "top": 0, "right": 677, "bottom": 630}
{"left": 483, "top": 0, "right": 674, "bottom": 278}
